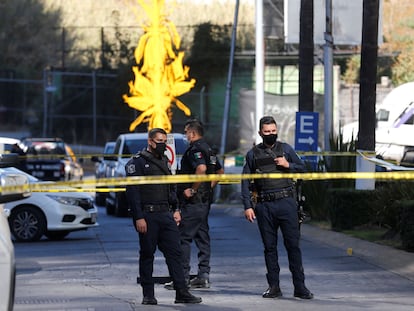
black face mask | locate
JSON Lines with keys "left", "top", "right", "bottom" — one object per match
{"left": 153, "top": 142, "right": 166, "bottom": 156}
{"left": 262, "top": 134, "right": 278, "bottom": 146}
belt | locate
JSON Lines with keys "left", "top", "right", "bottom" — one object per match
{"left": 143, "top": 204, "right": 170, "bottom": 213}
{"left": 257, "top": 189, "right": 293, "bottom": 202}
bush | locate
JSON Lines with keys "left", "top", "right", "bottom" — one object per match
{"left": 400, "top": 200, "right": 414, "bottom": 252}
{"left": 327, "top": 188, "right": 376, "bottom": 230}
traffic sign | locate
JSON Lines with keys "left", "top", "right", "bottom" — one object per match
{"left": 165, "top": 134, "right": 177, "bottom": 173}
{"left": 295, "top": 112, "right": 319, "bottom": 170}
{"left": 295, "top": 112, "right": 319, "bottom": 151}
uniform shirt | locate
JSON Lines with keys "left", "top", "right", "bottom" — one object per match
{"left": 179, "top": 138, "right": 223, "bottom": 194}
{"left": 125, "top": 150, "right": 176, "bottom": 220}
{"left": 241, "top": 141, "right": 306, "bottom": 210}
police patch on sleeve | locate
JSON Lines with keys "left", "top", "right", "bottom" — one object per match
{"left": 194, "top": 151, "right": 203, "bottom": 159}
{"left": 126, "top": 163, "right": 136, "bottom": 174}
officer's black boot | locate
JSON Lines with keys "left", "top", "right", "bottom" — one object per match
{"left": 174, "top": 288, "right": 202, "bottom": 304}
{"left": 142, "top": 286, "right": 157, "bottom": 305}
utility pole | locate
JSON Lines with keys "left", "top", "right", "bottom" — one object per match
{"left": 323, "top": 0, "right": 333, "bottom": 151}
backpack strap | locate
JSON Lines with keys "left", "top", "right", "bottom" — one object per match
{"left": 138, "top": 150, "right": 171, "bottom": 175}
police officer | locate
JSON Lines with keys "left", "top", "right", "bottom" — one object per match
{"left": 125, "top": 128, "right": 202, "bottom": 305}
{"left": 171, "top": 119, "right": 223, "bottom": 289}
{"left": 241, "top": 116, "right": 314, "bottom": 300}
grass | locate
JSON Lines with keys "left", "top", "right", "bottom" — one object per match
{"left": 308, "top": 220, "right": 403, "bottom": 249}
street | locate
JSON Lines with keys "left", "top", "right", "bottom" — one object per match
{"left": 13, "top": 203, "right": 414, "bottom": 311}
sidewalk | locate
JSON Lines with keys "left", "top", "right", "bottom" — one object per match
{"left": 301, "top": 222, "right": 414, "bottom": 282}
{"left": 218, "top": 203, "right": 414, "bottom": 282}
{"left": 13, "top": 203, "right": 414, "bottom": 311}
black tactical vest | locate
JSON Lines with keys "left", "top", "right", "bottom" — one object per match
{"left": 253, "top": 143, "right": 293, "bottom": 191}
{"left": 137, "top": 150, "right": 171, "bottom": 204}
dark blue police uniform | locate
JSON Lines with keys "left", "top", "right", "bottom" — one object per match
{"left": 178, "top": 138, "right": 222, "bottom": 282}
{"left": 125, "top": 150, "right": 187, "bottom": 298}
{"left": 241, "top": 141, "right": 311, "bottom": 295}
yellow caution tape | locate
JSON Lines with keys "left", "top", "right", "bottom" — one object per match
{"left": 2, "top": 171, "right": 414, "bottom": 193}
{"left": 16, "top": 151, "right": 370, "bottom": 160}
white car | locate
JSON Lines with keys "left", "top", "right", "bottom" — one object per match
{"left": 4, "top": 167, "right": 98, "bottom": 242}
{"left": 0, "top": 155, "right": 31, "bottom": 311}
{"left": 0, "top": 206, "right": 16, "bottom": 311}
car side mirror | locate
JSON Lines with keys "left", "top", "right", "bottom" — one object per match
{"left": 91, "top": 156, "right": 101, "bottom": 163}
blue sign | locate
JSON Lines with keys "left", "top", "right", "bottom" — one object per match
{"left": 295, "top": 112, "right": 319, "bottom": 170}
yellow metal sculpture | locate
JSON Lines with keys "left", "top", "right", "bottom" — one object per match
{"left": 123, "top": 0, "right": 195, "bottom": 133}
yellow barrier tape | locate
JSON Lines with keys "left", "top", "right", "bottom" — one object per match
{"left": 2, "top": 171, "right": 414, "bottom": 193}
{"left": 15, "top": 150, "right": 372, "bottom": 160}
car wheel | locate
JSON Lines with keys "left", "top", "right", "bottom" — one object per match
{"left": 45, "top": 231, "right": 70, "bottom": 240}
{"left": 95, "top": 192, "right": 106, "bottom": 206}
{"left": 114, "top": 193, "right": 127, "bottom": 217}
{"left": 9, "top": 206, "right": 46, "bottom": 242}
{"left": 105, "top": 198, "right": 115, "bottom": 215}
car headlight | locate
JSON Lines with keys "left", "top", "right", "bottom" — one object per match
{"left": 46, "top": 195, "right": 81, "bottom": 206}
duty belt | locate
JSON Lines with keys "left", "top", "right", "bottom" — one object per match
{"left": 257, "top": 189, "right": 293, "bottom": 202}
{"left": 143, "top": 204, "right": 170, "bottom": 213}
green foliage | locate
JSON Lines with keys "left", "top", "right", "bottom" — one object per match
{"left": 342, "top": 55, "right": 360, "bottom": 84}
{"left": 400, "top": 200, "right": 414, "bottom": 251}
{"left": 327, "top": 189, "right": 377, "bottom": 230}
{"left": 374, "top": 181, "right": 414, "bottom": 229}
{"left": 0, "top": 0, "right": 75, "bottom": 77}
{"left": 187, "top": 22, "right": 232, "bottom": 85}
{"left": 302, "top": 132, "right": 356, "bottom": 221}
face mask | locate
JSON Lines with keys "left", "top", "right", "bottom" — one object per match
{"left": 262, "top": 134, "right": 277, "bottom": 146}
{"left": 153, "top": 142, "right": 166, "bottom": 156}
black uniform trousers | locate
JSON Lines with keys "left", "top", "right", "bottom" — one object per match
{"left": 179, "top": 201, "right": 211, "bottom": 280}
{"left": 254, "top": 196, "right": 306, "bottom": 291}
{"left": 138, "top": 211, "right": 187, "bottom": 296}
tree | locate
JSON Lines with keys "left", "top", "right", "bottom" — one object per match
{"left": 357, "top": 0, "right": 380, "bottom": 151}
{"left": 0, "top": 0, "right": 73, "bottom": 77}
{"left": 382, "top": 0, "right": 414, "bottom": 84}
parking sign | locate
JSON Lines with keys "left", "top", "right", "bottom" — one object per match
{"left": 295, "top": 112, "right": 319, "bottom": 169}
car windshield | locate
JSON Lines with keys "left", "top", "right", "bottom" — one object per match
{"left": 175, "top": 137, "right": 188, "bottom": 154}
{"left": 26, "top": 141, "right": 66, "bottom": 155}
{"left": 122, "top": 139, "right": 148, "bottom": 157}
{"left": 3, "top": 166, "right": 39, "bottom": 183}
{"left": 104, "top": 143, "right": 115, "bottom": 154}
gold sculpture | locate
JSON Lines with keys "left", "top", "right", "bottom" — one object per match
{"left": 123, "top": 0, "right": 195, "bottom": 132}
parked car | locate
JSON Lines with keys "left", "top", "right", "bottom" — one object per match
{"left": 400, "top": 147, "right": 414, "bottom": 167}
{"left": 0, "top": 137, "right": 21, "bottom": 154}
{"left": 19, "top": 137, "right": 84, "bottom": 181}
{"left": 0, "top": 153, "right": 31, "bottom": 311}
{"left": 4, "top": 167, "right": 98, "bottom": 242}
{"left": 90, "top": 141, "right": 116, "bottom": 206}
{"left": 104, "top": 133, "right": 188, "bottom": 216}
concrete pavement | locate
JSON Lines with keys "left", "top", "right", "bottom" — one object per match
{"left": 12, "top": 203, "right": 414, "bottom": 311}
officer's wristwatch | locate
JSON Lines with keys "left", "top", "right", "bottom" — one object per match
{"left": 190, "top": 188, "right": 197, "bottom": 196}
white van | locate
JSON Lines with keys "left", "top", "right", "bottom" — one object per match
{"left": 342, "top": 82, "right": 414, "bottom": 163}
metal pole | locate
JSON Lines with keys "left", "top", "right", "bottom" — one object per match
{"left": 323, "top": 0, "right": 333, "bottom": 151}
{"left": 255, "top": 0, "right": 264, "bottom": 141}
{"left": 220, "top": 0, "right": 239, "bottom": 156}
{"left": 92, "top": 70, "right": 97, "bottom": 145}
{"left": 200, "top": 85, "right": 206, "bottom": 124}
{"left": 42, "top": 69, "right": 48, "bottom": 137}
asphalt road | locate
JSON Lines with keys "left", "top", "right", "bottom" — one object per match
{"left": 13, "top": 203, "right": 414, "bottom": 311}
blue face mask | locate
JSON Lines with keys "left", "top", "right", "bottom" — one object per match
{"left": 262, "top": 134, "right": 277, "bottom": 146}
